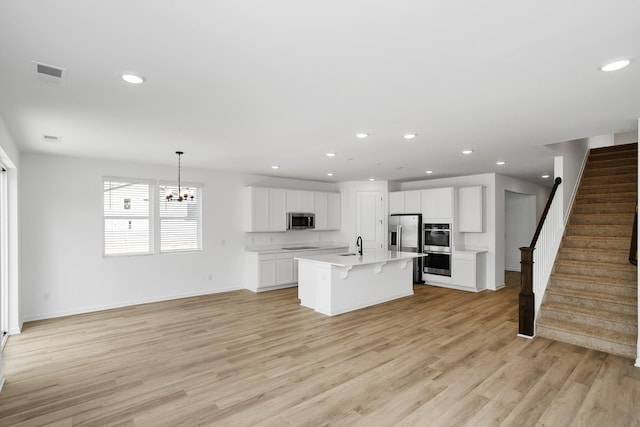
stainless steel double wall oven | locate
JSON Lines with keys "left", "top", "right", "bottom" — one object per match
{"left": 423, "top": 223, "right": 451, "bottom": 277}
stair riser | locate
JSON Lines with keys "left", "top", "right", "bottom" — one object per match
{"left": 580, "top": 174, "right": 637, "bottom": 187}
{"left": 561, "top": 238, "right": 629, "bottom": 251}
{"left": 554, "top": 263, "right": 636, "bottom": 280}
{"left": 545, "top": 292, "right": 637, "bottom": 315}
{"left": 572, "top": 203, "right": 636, "bottom": 215}
{"left": 575, "top": 194, "right": 637, "bottom": 205}
{"left": 541, "top": 310, "right": 637, "bottom": 335}
{"left": 584, "top": 156, "right": 637, "bottom": 169}
{"left": 582, "top": 165, "right": 638, "bottom": 179}
{"left": 556, "top": 250, "right": 631, "bottom": 265}
{"left": 579, "top": 183, "right": 638, "bottom": 195}
{"left": 569, "top": 215, "right": 634, "bottom": 226}
{"left": 565, "top": 225, "right": 631, "bottom": 238}
{"left": 549, "top": 276, "right": 637, "bottom": 297}
{"left": 536, "top": 324, "right": 636, "bottom": 359}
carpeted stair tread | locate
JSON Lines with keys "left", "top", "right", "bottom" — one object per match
{"left": 561, "top": 235, "right": 630, "bottom": 250}
{"left": 551, "top": 272, "right": 636, "bottom": 289}
{"left": 582, "top": 166, "right": 636, "bottom": 178}
{"left": 541, "top": 301, "right": 637, "bottom": 325}
{"left": 574, "top": 192, "right": 637, "bottom": 204}
{"left": 545, "top": 285, "right": 637, "bottom": 306}
{"left": 572, "top": 202, "right": 636, "bottom": 215}
{"left": 536, "top": 317, "right": 636, "bottom": 359}
{"left": 556, "top": 247, "right": 632, "bottom": 264}
{"left": 564, "top": 224, "right": 632, "bottom": 238}
{"left": 569, "top": 213, "right": 634, "bottom": 226}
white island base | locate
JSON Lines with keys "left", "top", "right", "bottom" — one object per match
{"left": 296, "top": 251, "right": 422, "bottom": 316}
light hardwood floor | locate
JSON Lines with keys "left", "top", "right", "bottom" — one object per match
{"left": 1, "top": 274, "right": 639, "bottom": 426}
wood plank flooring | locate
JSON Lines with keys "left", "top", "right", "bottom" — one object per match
{"left": 1, "top": 273, "right": 639, "bottom": 426}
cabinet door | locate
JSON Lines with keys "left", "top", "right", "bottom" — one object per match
{"left": 300, "top": 191, "right": 315, "bottom": 212}
{"left": 269, "top": 189, "right": 286, "bottom": 231}
{"left": 404, "top": 190, "right": 422, "bottom": 214}
{"left": 389, "top": 192, "right": 405, "bottom": 214}
{"left": 246, "top": 187, "right": 270, "bottom": 232}
{"left": 276, "top": 254, "right": 294, "bottom": 284}
{"left": 458, "top": 186, "right": 483, "bottom": 232}
{"left": 326, "top": 192, "right": 341, "bottom": 230}
{"left": 314, "top": 192, "right": 328, "bottom": 230}
{"left": 259, "top": 257, "right": 277, "bottom": 288}
{"left": 421, "top": 187, "right": 453, "bottom": 220}
{"left": 451, "top": 253, "right": 476, "bottom": 289}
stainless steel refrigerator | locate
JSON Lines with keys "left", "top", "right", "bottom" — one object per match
{"left": 388, "top": 213, "right": 423, "bottom": 284}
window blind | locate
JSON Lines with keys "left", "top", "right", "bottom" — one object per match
{"left": 158, "top": 185, "right": 202, "bottom": 253}
{"left": 103, "top": 179, "right": 152, "bottom": 256}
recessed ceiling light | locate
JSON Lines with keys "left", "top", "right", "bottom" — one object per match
{"left": 462, "top": 150, "right": 473, "bottom": 155}
{"left": 425, "top": 170, "right": 433, "bottom": 174}
{"left": 326, "top": 152, "right": 336, "bottom": 157}
{"left": 541, "top": 174, "right": 550, "bottom": 179}
{"left": 403, "top": 133, "right": 417, "bottom": 140}
{"left": 599, "top": 58, "right": 632, "bottom": 72}
{"left": 327, "top": 172, "right": 334, "bottom": 176}
{"left": 369, "top": 178, "right": 375, "bottom": 181}
{"left": 121, "top": 73, "right": 145, "bottom": 84}
{"left": 496, "top": 161, "right": 506, "bottom": 165}
{"left": 271, "top": 165, "right": 280, "bottom": 170}
{"left": 356, "top": 133, "right": 369, "bottom": 139}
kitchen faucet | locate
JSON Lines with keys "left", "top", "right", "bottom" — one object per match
{"left": 356, "top": 236, "right": 363, "bottom": 256}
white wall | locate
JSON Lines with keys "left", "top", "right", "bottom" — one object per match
{"left": 547, "top": 138, "right": 589, "bottom": 221}
{"left": 504, "top": 192, "right": 536, "bottom": 271}
{"left": 20, "top": 153, "right": 339, "bottom": 321}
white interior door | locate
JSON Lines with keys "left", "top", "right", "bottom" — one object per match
{"left": 356, "top": 191, "right": 383, "bottom": 250}
{"left": 0, "top": 168, "right": 7, "bottom": 348}
{"left": 505, "top": 190, "right": 536, "bottom": 271}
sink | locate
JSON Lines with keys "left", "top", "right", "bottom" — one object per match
{"left": 338, "top": 253, "right": 357, "bottom": 256}
{"left": 282, "top": 246, "right": 320, "bottom": 250}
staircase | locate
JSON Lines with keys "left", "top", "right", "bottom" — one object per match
{"left": 536, "top": 143, "right": 638, "bottom": 359}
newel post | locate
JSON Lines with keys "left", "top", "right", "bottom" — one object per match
{"left": 519, "top": 247, "right": 534, "bottom": 337}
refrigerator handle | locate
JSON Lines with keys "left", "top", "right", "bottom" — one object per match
{"left": 397, "top": 225, "right": 402, "bottom": 251}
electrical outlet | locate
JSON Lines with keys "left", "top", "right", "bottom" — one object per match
{"left": 221, "top": 239, "right": 225, "bottom": 246}
{"left": 270, "top": 237, "right": 274, "bottom": 243}
{"left": 251, "top": 238, "right": 255, "bottom": 244}
{"left": 43, "top": 293, "right": 50, "bottom": 301}
{"left": 208, "top": 274, "right": 213, "bottom": 281}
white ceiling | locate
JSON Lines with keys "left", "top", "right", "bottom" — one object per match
{"left": 1, "top": 1, "right": 639, "bottom": 186}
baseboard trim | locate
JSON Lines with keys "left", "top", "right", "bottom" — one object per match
{"left": 517, "top": 333, "right": 535, "bottom": 340}
{"left": 22, "top": 286, "right": 244, "bottom": 323}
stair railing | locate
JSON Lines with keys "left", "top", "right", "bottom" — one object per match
{"left": 630, "top": 205, "right": 637, "bottom": 266}
{"left": 519, "top": 177, "right": 563, "bottom": 337}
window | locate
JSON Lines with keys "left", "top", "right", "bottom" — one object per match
{"left": 103, "top": 178, "right": 153, "bottom": 256}
{"left": 158, "top": 184, "right": 202, "bottom": 253}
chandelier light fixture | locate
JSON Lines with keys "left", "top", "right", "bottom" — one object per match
{"left": 165, "top": 151, "right": 194, "bottom": 202}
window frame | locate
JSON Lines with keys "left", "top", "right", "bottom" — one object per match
{"left": 102, "top": 177, "right": 155, "bottom": 257}
{"left": 157, "top": 181, "right": 203, "bottom": 254}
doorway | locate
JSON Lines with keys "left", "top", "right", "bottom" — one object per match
{"left": 356, "top": 191, "right": 383, "bottom": 250}
{"left": 505, "top": 190, "right": 536, "bottom": 272}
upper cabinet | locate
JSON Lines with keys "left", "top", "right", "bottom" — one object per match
{"left": 244, "top": 187, "right": 287, "bottom": 232}
{"left": 286, "top": 190, "right": 314, "bottom": 213}
{"left": 421, "top": 187, "right": 454, "bottom": 220}
{"left": 457, "top": 186, "right": 483, "bottom": 232}
{"left": 389, "top": 190, "right": 422, "bottom": 214}
{"left": 314, "top": 191, "right": 341, "bottom": 230}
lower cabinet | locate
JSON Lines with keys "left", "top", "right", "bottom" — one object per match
{"left": 246, "top": 247, "right": 348, "bottom": 292}
{"left": 451, "top": 251, "right": 486, "bottom": 291}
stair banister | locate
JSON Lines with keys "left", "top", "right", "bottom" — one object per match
{"left": 519, "top": 177, "right": 562, "bottom": 337}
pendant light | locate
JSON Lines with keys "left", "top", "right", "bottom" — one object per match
{"left": 165, "top": 151, "right": 194, "bottom": 202}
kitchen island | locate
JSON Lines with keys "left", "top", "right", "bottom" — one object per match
{"left": 295, "top": 250, "right": 423, "bottom": 316}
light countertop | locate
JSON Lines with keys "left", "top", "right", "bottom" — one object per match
{"left": 244, "top": 242, "right": 349, "bottom": 254}
{"left": 295, "top": 250, "right": 424, "bottom": 267}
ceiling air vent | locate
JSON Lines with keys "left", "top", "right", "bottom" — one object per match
{"left": 43, "top": 135, "right": 61, "bottom": 143}
{"left": 33, "top": 61, "right": 67, "bottom": 86}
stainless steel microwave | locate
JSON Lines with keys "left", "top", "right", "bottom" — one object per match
{"left": 287, "top": 212, "right": 315, "bottom": 230}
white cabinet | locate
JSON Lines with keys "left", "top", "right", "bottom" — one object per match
{"left": 286, "top": 190, "right": 314, "bottom": 213}
{"left": 276, "top": 253, "right": 294, "bottom": 285}
{"left": 314, "top": 191, "right": 341, "bottom": 230}
{"left": 457, "top": 186, "right": 483, "bottom": 232}
{"left": 244, "top": 187, "right": 286, "bottom": 232}
{"left": 389, "top": 191, "right": 422, "bottom": 214}
{"left": 451, "top": 251, "right": 486, "bottom": 291}
{"left": 258, "top": 254, "right": 277, "bottom": 288}
{"left": 421, "top": 187, "right": 454, "bottom": 220}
